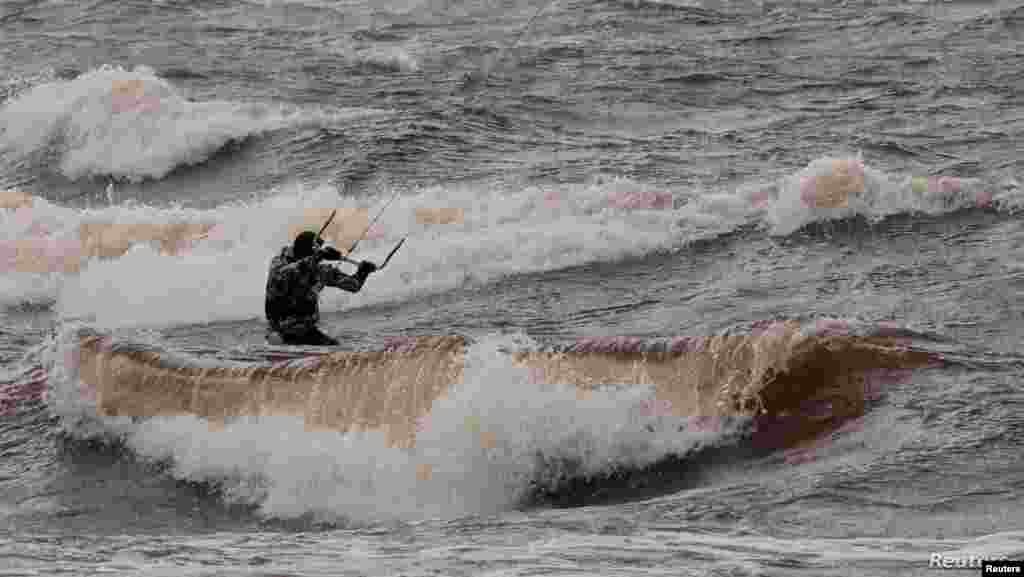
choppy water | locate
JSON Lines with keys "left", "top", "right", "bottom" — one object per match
{"left": 1, "top": 0, "right": 1023, "bottom": 575}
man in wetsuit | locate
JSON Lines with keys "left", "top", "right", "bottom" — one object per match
{"left": 265, "top": 230, "right": 377, "bottom": 346}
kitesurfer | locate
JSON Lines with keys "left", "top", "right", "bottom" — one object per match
{"left": 265, "top": 230, "right": 377, "bottom": 346}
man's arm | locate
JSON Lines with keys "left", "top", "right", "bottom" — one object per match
{"left": 319, "top": 262, "right": 369, "bottom": 293}
{"left": 315, "top": 246, "right": 377, "bottom": 293}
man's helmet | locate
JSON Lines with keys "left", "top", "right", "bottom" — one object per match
{"left": 293, "top": 230, "right": 322, "bottom": 259}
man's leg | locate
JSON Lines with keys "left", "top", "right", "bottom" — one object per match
{"left": 307, "top": 328, "right": 339, "bottom": 346}
{"left": 273, "top": 318, "right": 318, "bottom": 346}
{"left": 279, "top": 327, "right": 338, "bottom": 346}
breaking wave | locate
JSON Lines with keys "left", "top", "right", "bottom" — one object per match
{"left": 1, "top": 155, "right": 1019, "bottom": 318}
{"left": 0, "top": 65, "right": 382, "bottom": 182}
{"left": 34, "top": 319, "right": 940, "bottom": 523}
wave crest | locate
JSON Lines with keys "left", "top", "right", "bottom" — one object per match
{"left": 0, "top": 65, "right": 350, "bottom": 182}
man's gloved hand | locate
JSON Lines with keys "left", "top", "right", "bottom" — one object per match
{"left": 317, "top": 245, "right": 344, "bottom": 261}
{"left": 357, "top": 260, "right": 378, "bottom": 275}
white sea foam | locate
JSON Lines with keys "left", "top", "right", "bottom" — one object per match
{"left": 4, "top": 157, "right": 1016, "bottom": 320}
{"left": 0, "top": 64, "right": 385, "bottom": 182}
{"left": 40, "top": 329, "right": 745, "bottom": 523}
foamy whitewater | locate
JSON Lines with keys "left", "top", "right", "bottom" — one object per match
{"left": 1, "top": 0, "right": 1022, "bottom": 575}
{"left": 43, "top": 326, "right": 751, "bottom": 524}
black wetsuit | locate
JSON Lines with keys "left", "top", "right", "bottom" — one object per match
{"left": 264, "top": 246, "right": 369, "bottom": 346}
